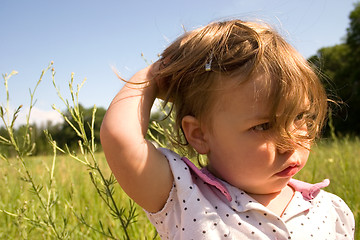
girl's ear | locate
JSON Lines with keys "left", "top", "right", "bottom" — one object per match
{"left": 181, "top": 115, "right": 209, "bottom": 154}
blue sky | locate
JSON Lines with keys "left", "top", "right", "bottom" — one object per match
{"left": 0, "top": 0, "right": 358, "bottom": 126}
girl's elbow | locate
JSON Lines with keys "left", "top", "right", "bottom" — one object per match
{"left": 100, "top": 119, "right": 135, "bottom": 154}
{"left": 100, "top": 120, "right": 110, "bottom": 145}
{"left": 100, "top": 120, "right": 119, "bottom": 149}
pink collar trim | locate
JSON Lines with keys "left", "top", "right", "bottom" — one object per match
{"left": 288, "top": 178, "right": 330, "bottom": 200}
{"left": 181, "top": 157, "right": 232, "bottom": 201}
{"left": 181, "top": 157, "right": 329, "bottom": 202}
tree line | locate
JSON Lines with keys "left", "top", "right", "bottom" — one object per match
{"left": 309, "top": 2, "right": 360, "bottom": 136}
{"left": 0, "top": 105, "right": 106, "bottom": 156}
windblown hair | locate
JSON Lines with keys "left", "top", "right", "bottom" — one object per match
{"left": 156, "top": 19, "right": 328, "bottom": 153}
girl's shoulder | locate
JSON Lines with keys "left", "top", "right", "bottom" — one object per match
{"left": 317, "top": 189, "right": 355, "bottom": 224}
{"left": 317, "top": 190, "right": 355, "bottom": 239}
{"left": 290, "top": 178, "right": 355, "bottom": 238}
{"left": 289, "top": 178, "right": 354, "bottom": 218}
{"left": 145, "top": 148, "right": 234, "bottom": 239}
{"left": 289, "top": 178, "right": 351, "bottom": 209}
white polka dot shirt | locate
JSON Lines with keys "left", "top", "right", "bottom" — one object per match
{"left": 146, "top": 148, "right": 355, "bottom": 239}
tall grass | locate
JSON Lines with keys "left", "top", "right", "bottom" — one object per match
{"left": 0, "top": 64, "right": 159, "bottom": 239}
{"left": 0, "top": 64, "right": 358, "bottom": 239}
{"left": 0, "top": 153, "right": 159, "bottom": 239}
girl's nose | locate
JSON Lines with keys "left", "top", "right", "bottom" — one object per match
{"left": 275, "top": 140, "right": 296, "bottom": 155}
{"left": 276, "top": 145, "right": 295, "bottom": 155}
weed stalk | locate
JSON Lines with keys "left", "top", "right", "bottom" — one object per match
{"left": 50, "top": 65, "right": 137, "bottom": 239}
{"left": 0, "top": 62, "right": 69, "bottom": 239}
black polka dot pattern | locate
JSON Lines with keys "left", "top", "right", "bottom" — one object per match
{"left": 145, "top": 148, "right": 355, "bottom": 239}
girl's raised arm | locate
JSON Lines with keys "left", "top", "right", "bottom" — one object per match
{"left": 100, "top": 62, "right": 173, "bottom": 213}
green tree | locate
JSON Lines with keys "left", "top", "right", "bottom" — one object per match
{"left": 309, "top": 2, "right": 360, "bottom": 136}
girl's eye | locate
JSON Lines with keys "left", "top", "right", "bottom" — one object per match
{"left": 252, "top": 122, "right": 271, "bottom": 131}
{"left": 295, "top": 112, "right": 305, "bottom": 121}
{"left": 294, "top": 112, "right": 309, "bottom": 127}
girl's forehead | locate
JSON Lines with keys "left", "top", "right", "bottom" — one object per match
{"left": 217, "top": 73, "right": 273, "bottom": 101}
{"left": 213, "top": 74, "right": 274, "bottom": 113}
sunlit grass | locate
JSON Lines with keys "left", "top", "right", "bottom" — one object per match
{"left": 0, "top": 152, "right": 159, "bottom": 239}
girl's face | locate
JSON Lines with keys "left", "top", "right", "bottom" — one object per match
{"left": 202, "top": 75, "right": 310, "bottom": 195}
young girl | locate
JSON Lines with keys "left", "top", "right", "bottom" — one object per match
{"left": 100, "top": 20, "right": 355, "bottom": 239}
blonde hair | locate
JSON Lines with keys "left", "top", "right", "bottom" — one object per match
{"left": 156, "top": 19, "right": 328, "bottom": 153}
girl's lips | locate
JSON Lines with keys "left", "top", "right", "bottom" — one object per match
{"left": 275, "top": 165, "right": 300, "bottom": 178}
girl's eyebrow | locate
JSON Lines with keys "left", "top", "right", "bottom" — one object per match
{"left": 245, "top": 114, "right": 270, "bottom": 123}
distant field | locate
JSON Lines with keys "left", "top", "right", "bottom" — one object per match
{"left": 0, "top": 137, "right": 359, "bottom": 239}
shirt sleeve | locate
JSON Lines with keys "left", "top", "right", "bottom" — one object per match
{"left": 144, "top": 148, "right": 201, "bottom": 239}
{"left": 144, "top": 148, "right": 232, "bottom": 240}
{"left": 329, "top": 192, "right": 356, "bottom": 239}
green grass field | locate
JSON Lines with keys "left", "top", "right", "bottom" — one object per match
{"left": 0, "top": 152, "right": 160, "bottom": 239}
{"left": 0, "top": 137, "right": 359, "bottom": 239}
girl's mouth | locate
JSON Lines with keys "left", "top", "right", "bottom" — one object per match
{"left": 275, "top": 165, "right": 300, "bottom": 178}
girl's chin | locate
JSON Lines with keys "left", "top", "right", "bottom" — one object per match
{"left": 244, "top": 181, "right": 290, "bottom": 196}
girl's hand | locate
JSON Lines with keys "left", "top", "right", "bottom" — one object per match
{"left": 125, "top": 60, "right": 168, "bottom": 100}
{"left": 151, "top": 58, "right": 171, "bottom": 101}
